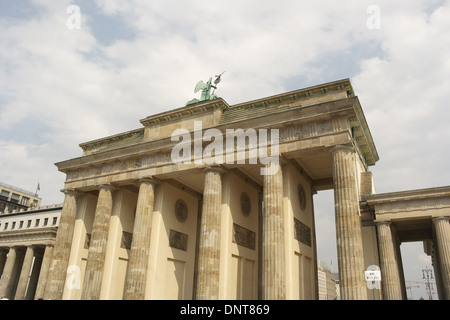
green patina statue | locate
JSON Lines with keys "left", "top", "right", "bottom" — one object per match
{"left": 186, "top": 72, "right": 225, "bottom": 105}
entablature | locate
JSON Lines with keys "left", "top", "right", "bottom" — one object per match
{"left": 56, "top": 79, "right": 379, "bottom": 188}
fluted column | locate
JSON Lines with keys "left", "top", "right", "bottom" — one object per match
{"left": 0, "top": 249, "right": 7, "bottom": 275}
{"left": 433, "top": 217, "right": 450, "bottom": 299}
{"left": 15, "top": 245, "right": 35, "bottom": 300}
{"left": 376, "top": 222, "right": 403, "bottom": 300}
{"left": 196, "top": 167, "right": 222, "bottom": 300}
{"left": 332, "top": 145, "right": 367, "bottom": 300}
{"left": 124, "top": 178, "right": 158, "bottom": 300}
{"left": 81, "top": 184, "right": 115, "bottom": 300}
{"left": 262, "top": 163, "right": 285, "bottom": 299}
{"left": 0, "top": 247, "right": 17, "bottom": 299}
{"left": 34, "top": 244, "right": 54, "bottom": 300}
{"left": 44, "top": 189, "right": 79, "bottom": 300}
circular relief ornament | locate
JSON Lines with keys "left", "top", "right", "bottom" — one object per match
{"left": 240, "top": 192, "right": 251, "bottom": 216}
{"left": 175, "top": 199, "right": 188, "bottom": 222}
{"left": 298, "top": 184, "right": 307, "bottom": 211}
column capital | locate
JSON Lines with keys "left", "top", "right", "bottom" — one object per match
{"left": 203, "top": 165, "right": 227, "bottom": 175}
{"left": 432, "top": 216, "right": 450, "bottom": 223}
{"left": 330, "top": 143, "right": 355, "bottom": 154}
{"left": 375, "top": 220, "right": 392, "bottom": 227}
{"left": 61, "top": 188, "right": 82, "bottom": 197}
{"left": 138, "top": 177, "right": 160, "bottom": 186}
{"left": 97, "top": 184, "right": 117, "bottom": 192}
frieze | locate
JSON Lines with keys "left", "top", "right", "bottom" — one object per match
{"left": 65, "top": 120, "right": 334, "bottom": 183}
{"left": 279, "top": 120, "right": 333, "bottom": 142}
{"left": 65, "top": 151, "right": 174, "bottom": 182}
{"left": 232, "top": 223, "right": 255, "bottom": 250}
{"left": 169, "top": 229, "right": 188, "bottom": 251}
{"left": 65, "top": 120, "right": 335, "bottom": 184}
{"left": 375, "top": 197, "right": 450, "bottom": 215}
{"left": 294, "top": 218, "right": 311, "bottom": 247}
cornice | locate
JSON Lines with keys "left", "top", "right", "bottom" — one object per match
{"left": 55, "top": 79, "right": 379, "bottom": 173}
{"left": 229, "top": 78, "right": 354, "bottom": 111}
{"left": 79, "top": 128, "right": 144, "bottom": 154}
{"left": 365, "top": 186, "right": 450, "bottom": 205}
{"left": 348, "top": 97, "right": 379, "bottom": 166}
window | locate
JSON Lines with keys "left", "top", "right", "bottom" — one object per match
{"left": 52, "top": 217, "right": 58, "bottom": 225}
{"left": 12, "top": 221, "right": 16, "bottom": 229}
{"left": 27, "top": 220, "right": 31, "bottom": 228}
{"left": 0, "top": 190, "right": 9, "bottom": 201}
{"left": 19, "top": 221, "right": 23, "bottom": 229}
{"left": 3, "top": 222, "right": 8, "bottom": 230}
{"left": 44, "top": 218, "right": 48, "bottom": 226}
{"left": 20, "top": 197, "right": 30, "bottom": 206}
{"left": 10, "top": 193, "right": 20, "bottom": 204}
{"left": 35, "top": 219, "right": 40, "bottom": 227}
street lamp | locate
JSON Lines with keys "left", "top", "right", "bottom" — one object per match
{"left": 422, "top": 266, "right": 434, "bottom": 300}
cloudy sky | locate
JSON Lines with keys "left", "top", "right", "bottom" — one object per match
{"left": 1, "top": 0, "right": 448, "bottom": 299}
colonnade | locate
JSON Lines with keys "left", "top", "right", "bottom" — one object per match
{"left": 0, "top": 144, "right": 372, "bottom": 300}
{"left": 375, "top": 217, "right": 450, "bottom": 300}
{"left": 0, "top": 244, "right": 53, "bottom": 300}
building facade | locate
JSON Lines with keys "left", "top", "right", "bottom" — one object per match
{"left": 43, "top": 78, "right": 381, "bottom": 300}
{"left": 317, "top": 261, "right": 337, "bottom": 300}
{"left": 0, "top": 204, "right": 61, "bottom": 299}
{"left": 2, "top": 78, "right": 447, "bottom": 300}
{"left": 0, "top": 182, "right": 41, "bottom": 214}
{"left": 363, "top": 186, "right": 450, "bottom": 300}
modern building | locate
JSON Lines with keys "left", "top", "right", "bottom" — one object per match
{"left": 0, "top": 182, "right": 41, "bottom": 214}
{"left": 317, "top": 261, "right": 337, "bottom": 300}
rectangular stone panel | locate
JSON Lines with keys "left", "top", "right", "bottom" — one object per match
{"left": 232, "top": 223, "right": 255, "bottom": 250}
{"left": 169, "top": 229, "right": 188, "bottom": 251}
{"left": 294, "top": 218, "right": 311, "bottom": 247}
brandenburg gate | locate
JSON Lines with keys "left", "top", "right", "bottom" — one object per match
{"left": 29, "top": 78, "right": 449, "bottom": 300}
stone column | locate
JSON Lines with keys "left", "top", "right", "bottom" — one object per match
{"left": 376, "top": 222, "right": 403, "bottom": 300}
{"left": 0, "top": 247, "right": 17, "bottom": 299}
{"left": 262, "top": 163, "right": 285, "bottom": 300}
{"left": 44, "top": 189, "right": 79, "bottom": 300}
{"left": 34, "top": 244, "right": 54, "bottom": 300}
{"left": 433, "top": 216, "right": 450, "bottom": 299}
{"left": 81, "top": 184, "right": 115, "bottom": 300}
{"left": 14, "top": 245, "right": 35, "bottom": 300}
{"left": 124, "top": 178, "right": 157, "bottom": 300}
{"left": 332, "top": 145, "right": 367, "bottom": 300}
{"left": 0, "top": 249, "right": 7, "bottom": 276}
{"left": 196, "top": 167, "right": 222, "bottom": 300}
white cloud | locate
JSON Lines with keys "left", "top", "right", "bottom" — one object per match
{"left": 0, "top": 1, "right": 449, "bottom": 294}
{"left": 353, "top": 0, "right": 450, "bottom": 192}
